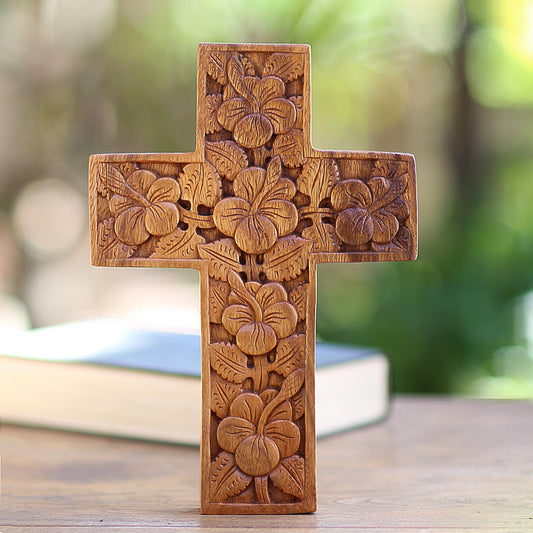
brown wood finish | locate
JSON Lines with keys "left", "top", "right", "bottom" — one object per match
{"left": 88, "top": 43, "right": 417, "bottom": 514}
{"left": 2, "top": 398, "right": 532, "bottom": 530}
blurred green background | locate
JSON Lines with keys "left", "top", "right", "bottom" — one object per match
{"left": 1, "top": 0, "right": 532, "bottom": 397}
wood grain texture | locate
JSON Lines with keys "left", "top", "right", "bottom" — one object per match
{"left": 88, "top": 43, "right": 418, "bottom": 514}
{"left": 2, "top": 398, "right": 532, "bottom": 531}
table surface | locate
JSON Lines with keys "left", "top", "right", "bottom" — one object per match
{"left": 1, "top": 396, "right": 532, "bottom": 532}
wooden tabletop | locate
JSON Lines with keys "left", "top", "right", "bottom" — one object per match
{"left": 2, "top": 396, "right": 532, "bottom": 532}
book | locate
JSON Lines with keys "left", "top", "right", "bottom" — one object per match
{"left": 0, "top": 319, "right": 389, "bottom": 445}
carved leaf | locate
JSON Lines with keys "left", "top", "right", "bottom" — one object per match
{"left": 209, "top": 279, "right": 231, "bottom": 324}
{"left": 97, "top": 218, "right": 136, "bottom": 259}
{"left": 210, "top": 451, "right": 252, "bottom": 503}
{"left": 206, "top": 51, "right": 228, "bottom": 84}
{"left": 275, "top": 334, "right": 305, "bottom": 377}
{"left": 227, "top": 269, "right": 250, "bottom": 304}
{"left": 210, "top": 342, "right": 249, "bottom": 384}
{"left": 291, "top": 388, "right": 305, "bottom": 420}
{"left": 289, "top": 284, "right": 307, "bottom": 321}
{"left": 227, "top": 54, "right": 254, "bottom": 104}
{"left": 263, "top": 53, "right": 304, "bottom": 83}
{"left": 272, "top": 129, "right": 304, "bottom": 168}
{"left": 371, "top": 225, "right": 413, "bottom": 254}
{"left": 277, "top": 368, "right": 305, "bottom": 403}
{"left": 262, "top": 236, "right": 312, "bottom": 282}
{"left": 206, "top": 94, "right": 223, "bottom": 134}
{"left": 270, "top": 455, "right": 305, "bottom": 499}
{"left": 178, "top": 162, "right": 222, "bottom": 209}
{"left": 240, "top": 54, "right": 255, "bottom": 76}
{"left": 198, "top": 239, "right": 243, "bottom": 281}
{"left": 290, "top": 96, "right": 303, "bottom": 129}
{"left": 374, "top": 159, "right": 408, "bottom": 179}
{"left": 302, "top": 222, "right": 340, "bottom": 253}
{"left": 211, "top": 374, "right": 241, "bottom": 419}
{"left": 150, "top": 227, "right": 205, "bottom": 259}
{"left": 298, "top": 158, "right": 339, "bottom": 206}
{"left": 97, "top": 164, "right": 130, "bottom": 198}
{"left": 223, "top": 82, "right": 239, "bottom": 101}
{"left": 205, "top": 141, "right": 248, "bottom": 181}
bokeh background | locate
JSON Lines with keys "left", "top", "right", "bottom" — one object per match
{"left": 1, "top": 0, "right": 532, "bottom": 397}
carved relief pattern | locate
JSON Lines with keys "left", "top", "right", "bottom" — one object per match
{"left": 91, "top": 46, "right": 416, "bottom": 510}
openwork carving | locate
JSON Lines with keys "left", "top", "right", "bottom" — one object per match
{"left": 89, "top": 43, "right": 418, "bottom": 514}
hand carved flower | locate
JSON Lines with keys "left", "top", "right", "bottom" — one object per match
{"left": 331, "top": 176, "right": 409, "bottom": 245}
{"left": 109, "top": 170, "right": 180, "bottom": 246}
{"left": 217, "top": 57, "right": 296, "bottom": 148}
{"left": 222, "top": 271, "right": 298, "bottom": 356}
{"left": 213, "top": 156, "right": 297, "bottom": 255}
{"left": 217, "top": 391, "right": 300, "bottom": 477}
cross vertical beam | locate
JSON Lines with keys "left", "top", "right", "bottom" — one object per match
{"left": 89, "top": 43, "right": 417, "bottom": 514}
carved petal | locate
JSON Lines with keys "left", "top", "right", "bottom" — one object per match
{"left": 255, "top": 282, "right": 287, "bottom": 309}
{"left": 114, "top": 206, "right": 149, "bottom": 245}
{"left": 234, "top": 113, "right": 273, "bottom": 149}
{"left": 263, "top": 301, "right": 298, "bottom": 340}
{"left": 267, "top": 400, "right": 293, "bottom": 423}
{"left": 234, "top": 214, "right": 277, "bottom": 254}
{"left": 233, "top": 167, "right": 265, "bottom": 204}
{"left": 245, "top": 281, "right": 261, "bottom": 298}
{"left": 222, "top": 304, "right": 254, "bottom": 336}
{"left": 367, "top": 176, "right": 390, "bottom": 201}
{"left": 236, "top": 322, "right": 277, "bottom": 355}
{"left": 260, "top": 199, "right": 298, "bottom": 237}
{"left": 127, "top": 170, "right": 156, "bottom": 196}
{"left": 262, "top": 178, "right": 296, "bottom": 203}
{"left": 144, "top": 202, "right": 179, "bottom": 236}
{"left": 217, "top": 416, "right": 256, "bottom": 453}
{"left": 146, "top": 177, "right": 180, "bottom": 204}
{"left": 335, "top": 207, "right": 374, "bottom": 245}
{"left": 109, "top": 194, "right": 139, "bottom": 216}
{"left": 371, "top": 210, "right": 399, "bottom": 244}
{"left": 331, "top": 179, "right": 372, "bottom": 211}
{"left": 262, "top": 97, "right": 296, "bottom": 134}
{"left": 230, "top": 392, "right": 264, "bottom": 425}
{"left": 253, "top": 76, "right": 285, "bottom": 103}
{"left": 217, "top": 97, "right": 251, "bottom": 132}
{"left": 213, "top": 197, "right": 250, "bottom": 237}
{"left": 235, "top": 435, "right": 280, "bottom": 477}
{"left": 264, "top": 420, "right": 300, "bottom": 458}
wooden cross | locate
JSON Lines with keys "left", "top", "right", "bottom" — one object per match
{"left": 89, "top": 43, "right": 417, "bottom": 514}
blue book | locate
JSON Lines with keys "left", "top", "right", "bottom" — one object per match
{"left": 0, "top": 320, "right": 389, "bottom": 445}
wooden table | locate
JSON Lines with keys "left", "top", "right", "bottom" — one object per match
{"left": 2, "top": 397, "right": 532, "bottom": 531}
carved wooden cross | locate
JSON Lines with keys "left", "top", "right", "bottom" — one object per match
{"left": 89, "top": 43, "right": 417, "bottom": 514}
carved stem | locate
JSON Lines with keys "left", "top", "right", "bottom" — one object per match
{"left": 251, "top": 355, "right": 269, "bottom": 392}
{"left": 252, "top": 147, "right": 268, "bottom": 168}
{"left": 245, "top": 254, "right": 261, "bottom": 283}
{"left": 257, "top": 393, "right": 282, "bottom": 434}
{"left": 255, "top": 475, "right": 271, "bottom": 504}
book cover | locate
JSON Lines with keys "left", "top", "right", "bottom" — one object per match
{"left": 0, "top": 320, "right": 390, "bottom": 444}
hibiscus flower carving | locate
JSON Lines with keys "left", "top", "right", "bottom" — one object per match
{"left": 331, "top": 175, "right": 409, "bottom": 246}
{"left": 217, "top": 56, "right": 296, "bottom": 148}
{"left": 217, "top": 389, "right": 300, "bottom": 477}
{"left": 213, "top": 156, "right": 297, "bottom": 255}
{"left": 108, "top": 169, "right": 180, "bottom": 246}
{"left": 222, "top": 271, "right": 297, "bottom": 356}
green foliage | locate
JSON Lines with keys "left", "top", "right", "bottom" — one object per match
{"left": 1, "top": 0, "right": 532, "bottom": 395}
